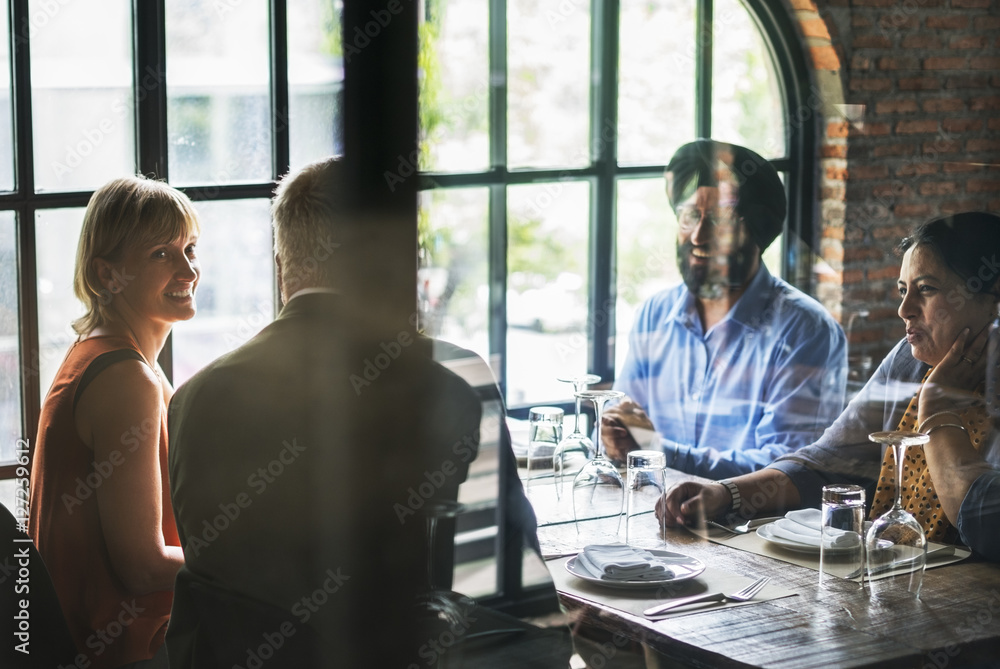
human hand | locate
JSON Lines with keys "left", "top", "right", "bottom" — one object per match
{"left": 655, "top": 481, "right": 730, "bottom": 528}
{"left": 920, "top": 325, "right": 989, "bottom": 420}
{"left": 601, "top": 399, "right": 651, "bottom": 462}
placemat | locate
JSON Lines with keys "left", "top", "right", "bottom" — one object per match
{"left": 691, "top": 523, "right": 972, "bottom": 580}
{"left": 550, "top": 556, "right": 797, "bottom": 620}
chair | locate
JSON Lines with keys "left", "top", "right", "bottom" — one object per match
{"left": 0, "top": 503, "right": 77, "bottom": 669}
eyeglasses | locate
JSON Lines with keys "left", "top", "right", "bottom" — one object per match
{"left": 676, "top": 206, "right": 742, "bottom": 232}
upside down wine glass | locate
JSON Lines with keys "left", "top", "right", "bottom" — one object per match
{"left": 866, "top": 431, "right": 930, "bottom": 598}
{"left": 572, "top": 390, "right": 626, "bottom": 541}
{"left": 553, "top": 374, "right": 601, "bottom": 498}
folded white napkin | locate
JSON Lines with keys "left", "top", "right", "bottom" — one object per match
{"left": 768, "top": 509, "right": 860, "bottom": 548}
{"left": 577, "top": 544, "right": 675, "bottom": 581}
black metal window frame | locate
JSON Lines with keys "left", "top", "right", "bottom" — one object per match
{"left": 7, "top": 0, "right": 292, "bottom": 479}
{"left": 417, "top": 0, "right": 818, "bottom": 411}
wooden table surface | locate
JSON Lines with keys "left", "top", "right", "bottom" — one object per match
{"left": 526, "top": 469, "right": 1000, "bottom": 669}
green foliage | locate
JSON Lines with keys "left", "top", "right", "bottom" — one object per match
{"left": 508, "top": 214, "right": 578, "bottom": 282}
{"left": 320, "top": 2, "right": 342, "bottom": 57}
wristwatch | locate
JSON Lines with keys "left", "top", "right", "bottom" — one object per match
{"left": 718, "top": 479, "right": 742, "bottom": 512}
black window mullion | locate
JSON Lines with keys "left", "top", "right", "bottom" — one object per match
{"left": 11, "top": 0, "right": 39, "bottom": 449}
{"left": 269, "top": 0, "right": 290, "bottom": 181}
{"left": 590, "top": 0, "right": 618, "bottom": 385}
{"left": 695, "top": 0, "right": 712, "bottom": 138}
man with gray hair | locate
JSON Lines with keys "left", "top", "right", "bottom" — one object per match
{"left": 166, "top": 157, "right": 569, "bottom": 667}
{"left": 604, "top": 140, "right": 847, "bottom": 482}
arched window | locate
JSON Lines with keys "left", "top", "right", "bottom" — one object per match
{"left": 417, "top": 0, "right": 815, "bottom": 408}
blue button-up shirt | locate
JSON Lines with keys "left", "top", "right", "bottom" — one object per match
{"left": 614, "top": 264, "right": 847, "bottom": 479}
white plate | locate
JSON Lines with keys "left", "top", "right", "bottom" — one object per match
{"left": 756, "top": 523, "right": 863, "bottom": 555}
{"left": 565, "top": 549, "right": 706, "bottom": 589}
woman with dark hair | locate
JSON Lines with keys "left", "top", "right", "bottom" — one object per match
{"left": 28, "top": 176, "right": 200, "bottom": 668}
{"left": 658, "top": 212, "right": 1000, "bottom": 561}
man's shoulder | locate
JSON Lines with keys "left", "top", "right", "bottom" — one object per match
{"left": 760, "top": 274, "right": 843, "bottom": 334}
{"left": 635, "top": 283, "right": 688, "bottom": 322}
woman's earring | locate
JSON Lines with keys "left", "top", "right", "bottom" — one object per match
{"left": 109, "top": 283, "right": 120, "bottom": 294}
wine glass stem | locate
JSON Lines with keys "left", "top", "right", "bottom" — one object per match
{"left": 593, "top": 398, "right": 607, "bottom": 459}
{"left": 572, "top": 390, "right": 583, "bottom": 434}
{"left": 893, "top": 441, "right": 906, "bottom": 511}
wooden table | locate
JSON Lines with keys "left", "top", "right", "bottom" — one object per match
{"left": 524, "top": 469, "right": 1000, "bottom": 669}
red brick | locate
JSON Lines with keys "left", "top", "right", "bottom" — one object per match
{"left": 853, "top": 165, "right": 890, "bottom": 179}
{"left": 822, "top": 186, "right": 846, "bottom": 201}
{"left": 843, "top": 269, "right": 864, "bottom": 285}
{"left": 827, "top": 121, "right": 850, "bottom": 138}
{"left": 811, "top": 46, "right": 841, "bottom": 71}
{"left": 952, "top": 0, "right": 990, "bottom": 6}
{"left": 896, "top": 162, "right": 940, "bottom": 177}
{"left": 950, "top": 35, "right": 989, "bottom": 50}
{"left": 878, "top": 14, "right": 920, "bottom": 30}
{"left": 822, "top": 225, "right": 846, "bottom": 240}
{"left": 926, "top": 15, "right": 969, "bottom": 29}
{"left": 971, "top": 57, "right": 1000, "bottom": 71}
{"left": 873, "top": 183, "right": 913, "bottom": 198}
{"left": 900, "top": 77, "right": 941, "bottom": 91}
{"left": 853, "top": 35, "right": 893, "bottom": 48}
{"left": 924, "top": 139, "right": 962, "bottom": 154}
{"left": 919, "top": 181, "right": 960, "bottom": 196}
{"left": 941, "top": 199, "right": 982, "bottom": 214}
{"left": 869, "top": 264, "right": 902, "bottom": 281}
{"left": 874, "top": 144, "right": 915, "bottom": 157}
{"left": 902, "top": 35, "right": 942, "bottom": 49}
{"left": 851, "top": 14, "right": 872, "bottom": 27}
{"left": 943, "top": 162, "right": 984, "bottom": 174}
{"left": 880, "top": 57, "right": 921, "bottom": 70}
{"left": 946, "top": 74, "right": 990, "bottom": 89}
{"left": 974, "top": 16, "right": 1000, "bottom": 30}
{"left": 844, "top": 246, "right": 885, "bottom": 262}
{"left": 896, "top": 120, "right": 939, "bottom": 134}
{"left": 875, "top": 99, "right": 918, "bottom": 114}
{"left": 800, "top": 18, "right": 832, "bottom": 39}
{"left": 922, "top": 98, "right": 965, "bottom": 113}
{"left": 967, "top": 179, "right": 1000, "bottom": 193}
{"left": 989, "top": 118, "right": 1000, "bottom": 131}
{"left": 851, "top": 54, "right": 871, "bottom": 70}
{"left": 990, "top": 199, "right": 1000, "bottom": 211}
{"left": 821, "top": 144, "right": 848, "bottom": 158}
{"left": 865, "top": 122, "right": 892, "bottom": 136}
{"left": 894, "top": 203, "right": 933, "bottom": 218}
{"left": 872, "top": 224, "right": 910, "bottom": 240}
{"left": 923, "top": 57, "right": 968, "bottom": 70}
{"left": 942, "top": 118, "right": 983, "bottom": 133}
{"left": 826, "top": 166, "right": 848, "bottom": 181}
{"left": 970, "top": 96, "right": 1000, "bottom": 111}
{"left": 850, "top": 77, "right": 893, "bottom": 91}
{"left": 967, "top": 139, "right": 1000, "bottom": 152}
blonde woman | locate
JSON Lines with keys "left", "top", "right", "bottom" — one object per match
{"left": 29, "top": 176, "right": 200, "bottom": 668}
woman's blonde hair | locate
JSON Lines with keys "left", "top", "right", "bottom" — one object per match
{"left": 72, "top": 176, "right": 201, "bottom": 334}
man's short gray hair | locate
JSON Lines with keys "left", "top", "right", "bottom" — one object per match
{"left": 271, "top": 157, "right": 347, "bottom": 293}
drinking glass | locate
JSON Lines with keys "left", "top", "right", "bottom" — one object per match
{"left": 625, "top": 450, "right": 666, "bottom": 548}
{"left": 818, "top": 484, "right": 865, "bottom": 590}
{"left": 553, "top": 374, "right": 600, "bottom": 498}
{"left": 866, "top": 430, "right": 930, "bottom": 598}
{"left": 572, "top": 389, "right": 626, "bottom": 540}
{"left": 526, "top": 406, "right": 563, "bottom": 500}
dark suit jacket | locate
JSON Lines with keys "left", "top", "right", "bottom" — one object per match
{"left": 167, "top": 293, "right": 482, "bottom": 668}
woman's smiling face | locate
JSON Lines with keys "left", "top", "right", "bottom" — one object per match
{"left": 897, "top": 243, "right": 997, "bottom": 366}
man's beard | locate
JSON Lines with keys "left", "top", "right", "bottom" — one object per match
{"left": 677, "top": 238, "right": 758, "bottom": 300}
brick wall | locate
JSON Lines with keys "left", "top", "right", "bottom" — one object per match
{"left": 798, "top": 0, "right": 1000, "bottom": 367}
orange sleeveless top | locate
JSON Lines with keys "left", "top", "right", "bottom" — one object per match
{"left": 28, "top": 336, "right": 179, "bottom": 669}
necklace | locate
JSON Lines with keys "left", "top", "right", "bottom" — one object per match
{"left": 119, "top": 317, "right": 161, "bottom": 379}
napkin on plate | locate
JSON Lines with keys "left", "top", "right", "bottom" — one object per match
{"left": 768, "top": 509, "right": 860, "bottom": 548}
{"left": 576, "top": 544, "right": 674, "bottom": 581}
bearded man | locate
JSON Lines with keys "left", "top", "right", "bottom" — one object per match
{"left": 603, "top": 139, "right": 847, "bottom": 480}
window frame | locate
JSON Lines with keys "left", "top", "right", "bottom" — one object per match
{"left": 417, "top": 0, "right": 818, "bottom": 410}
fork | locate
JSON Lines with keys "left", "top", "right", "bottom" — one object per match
{"left": 706, "top": 517, "right": 782, "bottom": 534}
{"left": 643, "top": 576, "right": 771, "bottom": 617}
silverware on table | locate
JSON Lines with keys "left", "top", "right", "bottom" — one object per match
{"left": 642, "top": 576, "right": 770, "bottom": 617}
{"left": 706, "top": 517, "right": 782, "bottom": 534}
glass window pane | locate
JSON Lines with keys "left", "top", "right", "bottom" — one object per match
{"left": 419, "top": 0, "right": 489, "bottom": 173}
{"left": 0, "top": 212, "right": 20, "bottom": 463}
{"left": 30, "top": 1, "right": 134, "bottom": 191}
{"left": 506, "top": 181, "right": 589, "bottom": 406}
{"left": 712, "top": 0, "right": 786, "bottom": 158}
{"left": 507, "top": 0, "right": 590, "bottom": 169}
{"left": 171, "top": 199, "right": 274, "bottom": 385}
{"left": 0, "top": 2, "right": 14, "bottom": 191}
{"left": 618, "top": 1, "right": 696, "bottom": 166}
{"left": 35, "top": 208, "right": 86, "bottom": 403}
{"left": 418, "top": 187, "right": 490, "bottom": 360}
{"left": 167, "top": 0, "right": 271, "bottom": 186}
{"left": 615, "top": 179, "right": 678, "bottom": 373}
{"left": 288, "top": 0, "right": 343, "bottom": 169}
